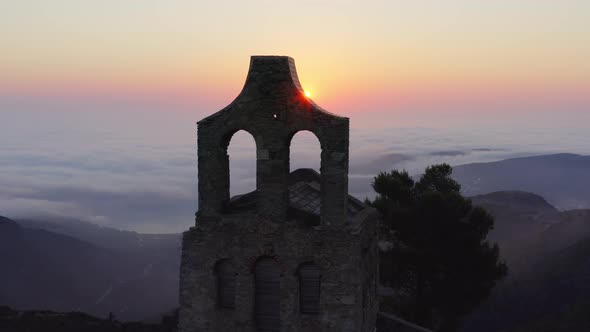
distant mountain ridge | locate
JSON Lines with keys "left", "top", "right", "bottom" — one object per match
{"left": 17, "top": 217, "right": 180, "bottom": 255}
{"left": 454, "top": 153, "right": 590, "bottom": 210}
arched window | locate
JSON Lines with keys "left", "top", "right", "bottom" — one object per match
{"left": 289, "top": 130, "right": 321, "bottom": 173}
{"left": 298, "top": 263, "right": 320, "bottom": 314}
{"left": 255, "top": 258, "right": 281, "bottom": 331}
{"left": 289, "top": 131, "right": 323, "bottom": 223}
{"left": 215, "top": 260, "right": 236, "bottom": 309}
{"left": 227, "top": 130, "right": 257, "bottom": 197}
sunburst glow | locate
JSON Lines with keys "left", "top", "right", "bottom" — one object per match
{"left": 304, "top": 90, "right": 311, "bottom": 98}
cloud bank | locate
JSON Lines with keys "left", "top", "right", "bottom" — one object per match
{"left": 2, "top": 99, "right": 590, "bottom": 232}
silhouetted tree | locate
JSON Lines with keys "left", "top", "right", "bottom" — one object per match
{"left": 368, "top": 164, "right": 507, "bottom": 331}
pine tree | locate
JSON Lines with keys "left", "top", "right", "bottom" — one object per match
{"left": 368, "top": 164, "right": 507, "bottom": 331}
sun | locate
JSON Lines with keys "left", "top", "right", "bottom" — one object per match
{"left": 304, "top": 90, "right": 311, "bottom": 98}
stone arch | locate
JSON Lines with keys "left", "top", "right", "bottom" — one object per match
{"left": 196, "top": 56, "right": 349, "bottom": 224}
{"left": 220, "top": 127, "right": 260, "bottom": 152}
{"left": 214, "top": 259, "right": 237, "bottom": 309}
{"left": 197, "top": 123, "right": 259, "bottom": 217}
{"left": 287, "top": 123, "right": 349, "bottom": 225}
{"left": 254, "top": 257, "right": 281, "bottom": 331}
{"left": 288, "top": 130, "right": 321, "bottom": 173}
{"left": 227, "top": 129, "right": 257, "bottom": 196}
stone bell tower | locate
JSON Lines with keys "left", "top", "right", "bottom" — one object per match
{"left": 178, "top": 56, "right": 379, "bottom": 332}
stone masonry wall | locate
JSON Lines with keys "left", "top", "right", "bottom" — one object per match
{"left": 178, "top": 208, "right": 379, "bottom": 332}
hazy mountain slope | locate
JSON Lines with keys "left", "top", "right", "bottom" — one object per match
{"left": 464, "top": 235, "right": 590, "bottom": 332}
{"left": 471, "top": 191, "right": 557, "bottom": 248}
{"left": 472, "top": 192, "right": 590, "bottom": 266}
{"left": 0, "top": 216, "right": 180, "bottom": 321}
{"left": 509, "top": 300, "right": 590, "bottom": 332}
{"left": 454, "top": 153, "right": 590, "bottom": 210}
{"left": 523, "top": 209, "right": 590, "bottom": 257}
{"left": 17, "top": 217, "right": 180, "bottom": 251}
{"left": 0, "top": 216, "right": 115, "bottom": 313}
{"left": 462, "top": 192, "right": 590, "bottom": 332}
{"left": 505, "top": 209, "right": 590, "bottom": 275}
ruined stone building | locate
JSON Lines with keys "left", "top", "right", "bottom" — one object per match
{"left": 178, "top": 56, "right": 379, "bottom": 332}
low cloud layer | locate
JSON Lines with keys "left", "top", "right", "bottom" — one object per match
{"left": 2, "top": 103, "right": 590, "bottom": 233}
{"left": 0, "top": 140, "right": 197, "bottom": 233}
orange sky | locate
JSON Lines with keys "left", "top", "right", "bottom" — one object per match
{"left": 1, "top": 0, "right": 589, "bottom": 124}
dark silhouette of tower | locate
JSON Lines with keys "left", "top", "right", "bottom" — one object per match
{"left": 178, "top": 56, "right": 379, "bottom": 332}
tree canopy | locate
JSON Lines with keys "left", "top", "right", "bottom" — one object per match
{"left": 368, "top": 164, "right": 507, "bottom": 331}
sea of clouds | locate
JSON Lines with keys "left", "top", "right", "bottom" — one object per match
{"left": 1, "top": 98, "right": 589, "bottom": 233}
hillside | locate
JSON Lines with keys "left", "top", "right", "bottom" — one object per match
{"left": 508, "top": 300, "right": 590, "bottom": 332}
{"left": 17, "top": 218, "right": 180, "bottom": 251}
{"left": 3, "top": 187, "right": 590, "bottom": 330}
{"left": 471, "top": 191, "right": 557, "bottom": 255}
{"left": 464, "top": 191, "right": 590, "bottom": 332}
{"left": 0, "top": 306, "right": 177, "bottom": 332}
{"left": 464, "top": 235, "right": 590, "bottom": 332}
{"left": 0, "top": 216, "right": 180, "bottom": 321}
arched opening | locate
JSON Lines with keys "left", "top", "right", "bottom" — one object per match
{"left": 227, "top": 130, "right": 257, "bottom": 197}
{"left": 215, "top": 259, "right": 236, "bottom": 309}
{"left": 298, "top": 262, "right": 321, "bottom": 314}
{"left": 254, "top": 257, "right": 281, "bottom": 331}
{"left": 288, "top": 131, "right": 323, "bottom": 223}
{"left": 289, "top": 130, "right": 321, "bottom": 173}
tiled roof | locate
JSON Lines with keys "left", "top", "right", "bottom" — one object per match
{"left": 227, "top": 168, "right": 367, "bottom": 220}
{"left": 289, "top": 181, "right": 322, "bottom": 215}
